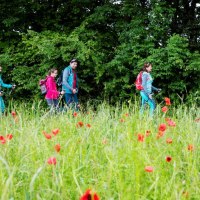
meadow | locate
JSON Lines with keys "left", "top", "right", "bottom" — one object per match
{"left": 0, "top": 100, "right": 199, "bottom": 200}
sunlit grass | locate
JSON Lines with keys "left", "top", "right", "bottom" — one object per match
{"left": 0, "top": 101, "right": 199, "bottom": 199}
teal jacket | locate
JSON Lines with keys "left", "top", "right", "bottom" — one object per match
{"left": 62, "top": 66, "right": 78, "bottom": 94}
{"left": 0, "top": 74, "right": 12, "bottom": 113}
{"left": 141, "top": 72, "right": 158, "bottom": 95}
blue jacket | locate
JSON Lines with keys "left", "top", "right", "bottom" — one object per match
{"left": 62, "top": 66, "right": 78, "bottom": 94}
{"left": 141, "top": 72, "right": 158, "bottom": 95}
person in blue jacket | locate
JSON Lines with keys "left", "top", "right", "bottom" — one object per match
{"left": 0, "top": 65, "right": 15, "bottom": 114}
{"left": 140, "top": 62, "right": 161, "bottom": 117}
{"left": 62, "top": 59, "right": 80, "bottom": 110}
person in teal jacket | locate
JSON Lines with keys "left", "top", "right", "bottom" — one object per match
{"left": 0, "top": 66, "right": 15, "bottom": 114}
{"left": 140, "top": 63, "right": 161, "bottom": 117}
{"left": 62, "top": 59, "right": 79, "bottom": 110}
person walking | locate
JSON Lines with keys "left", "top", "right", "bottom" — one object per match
{"left": 0, "top": 65, "right": 15, "bottom": 114}
{"left": 62, "top": 59, "right": 79, "bottom": 110}
{"left": 140, "top": 62, "right": 161, "bottom": 117}
{"left": 45, "top": 68, "right": 64, "bottom": 112}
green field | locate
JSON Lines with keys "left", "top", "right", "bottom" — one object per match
{"left": 0, "top": 101, "right": 199, "bottom": 200}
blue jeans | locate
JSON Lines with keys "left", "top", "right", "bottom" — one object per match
{"left": 140, "top": 91, "right": 156, "bottom": 117}
{"left": 46, "top": 99, "right": 58, "bottom": 108}
{"left": 64, "top": 93, "right": 79, "bottom": 111}
{"left": 0, "top": 96, "right": 5, "bottom": 114}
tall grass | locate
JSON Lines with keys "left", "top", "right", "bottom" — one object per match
{"left": 0, "top": 101, "right": 199, "bottom": 200}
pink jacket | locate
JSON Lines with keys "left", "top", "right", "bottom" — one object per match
{"left": 45, "top": 76, "right": 60, "bottom": 99}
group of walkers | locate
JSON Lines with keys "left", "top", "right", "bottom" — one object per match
{"left": 0, "top": 60, "right": 161, "bottom": 117}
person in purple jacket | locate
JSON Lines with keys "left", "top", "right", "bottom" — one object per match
{"left": 45, "top": 68, "right": 65, "bottom": 110}
{"left": 140, "top": 62, "right": 161, "bottom": 117}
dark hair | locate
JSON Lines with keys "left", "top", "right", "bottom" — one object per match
{"left": 48, "top": 68, "right": 57, "bottom": 76}
{"left": 70, "top": 58, "right": 78, "bottom": 64}
{"left": 142, "top": 62, "right": 152, "bottom": 72}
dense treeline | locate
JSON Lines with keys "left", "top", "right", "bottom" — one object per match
{"left": 0, "top": 0, "right": 199, "bottom": 104}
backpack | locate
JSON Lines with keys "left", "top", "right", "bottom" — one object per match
{"left": 39, "top": 77, "right": 48, "bottom": 95}
{"left": 56, "top": 67, "right": 72, "bottom": 87}
{"left": 135, "top": 71, "right": 144, "bottom": 90}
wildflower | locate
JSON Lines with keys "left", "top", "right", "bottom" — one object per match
{"left": 194, "top": 118, "right": 200, "bottom": 122}
{"left": 86, "top": 124, "right": 91, "bottom": 128}
{"left": 73, "top": 112, "right": 78, "bottom": 117}
{"left": 145, "top": 130, "right": 151, "bottom": 137}
{"left": 11, "top": 111, "right": 16, "bottom": 117}
{"left": 187, "top": 144, "right": 194, "bottom": 151}
{"left": 47, "top": 157, "right": 57, "bottom": 165}
{"left": 164, "top": 97, "right": 171, "bottom": 106}
{"left": 167, "top": 119, "right": 176, "bottom": 127}
{"left": 54, "top": 144, "right": 61, "bottom": 153}
{"left": 124, "top": 113, "right": 129, "bottom": 117}
{"left": 6, "top": 134, "right": 13, "bottom": 140}
{"left": 162, "top": 106, "right": 168, "bottom": 113}
{"left": 76, "top": 121, "right": 84, "bottom": 128}
{"left": 42, "top": 131, "right": 52, "bottom": 139}
{"left": 137, "top": 134, "right": 144, "bottom": 142}
{"left": 0, "top": 136, "right": 6, "bottom": 144}
{"left": 120, "top": 118, "right": 125, "bottom": 123}
{"left": 52, "top": 128, "right": 60, "bottom": 136}
{"left": 166, "top": 156, "right": 172, "bottom": 162}
{"left": 145, "top": 166, "right": 154, "bottom": 172}
{"left": 80, "top": 189, "right": 100, "bottom": 200}
{"left": 158, "top": 124, "right": 166, "bottom": 132}
{"left": 166, "top": 138, "right": 173, "bottom": 144}
{"left": 156, "top": 131, "right": 165, "bottom": 139}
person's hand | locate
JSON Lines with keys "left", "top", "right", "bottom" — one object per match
{"left": 72, "top": 89, "right": 77, "bottom": 94}
{"left": 149, "top": 94, "right": 153, "bottom": 99}
{"left": 157, "top": 88, "right": 162, "bottom": 92}
{"left": 60, "top": 90, "right": 65, "bottom": 95}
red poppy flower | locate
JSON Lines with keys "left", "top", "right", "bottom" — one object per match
{"left": 42, "top": 131, "right": 52, "bottom": 139}
{"left": 120, "top": 118, "right": 125, "bottom": 122}
{"left": 145, "top": 130, "right": 151, "bottom": 137}
{"left": 158, "top": 124, "right": 166, "bottom": 132}
{"left": 86, "top": 124, "right": 91, "bottom": 128}
{"left": 166, "top": 156, "right": 172, "bottom": 162}
{"left": 164, "top": 97, "right": 171, "bottom": 105}
{"left": 52, "top": 128, "right": 60, "bottom": 136}
{"left": 161, "top": 106, "right": 168, "bottom": 113}
{"left": 156, "top": 131, "right": 165, "bottom": 139}
{"left": 80, "top": 189, "right": 99, "bottom": 200}
{"left": 47, "top": 157, "right": 57, "bottom": 165}
{"left": 73, "top": 112, "right": 78, "bottom": 117}
{"left": 11, "top": 111, "right": 17, "bottom": 117}
{"left": 167, "top": 119, "right": 176, "bottom": 127}
{"left": 188, "top": 144, "right": 194, "bottom": 151}
{"left": 1, "top": 139, "right": 6, "bottom": 144}
{"left": 166, "top": 138, "right": 173, "bottom": 144}
{"left": 0, "top": 136, "right": 4, "bottom": 140}
{"left": 6, "top": 134, "right": 13, "bottom": 140}
{"left": 76, "top": 121, "right": 84, "bottom": 128}
{"left": 124, "top": 113, "right": 129, "bottom": 117}
{"left": 137, "top": 134, "right": 144, "bottom": 142}
{"left": 145, "top": 166, "right": 154, "bottom": 172}
{"left": 54, "top": 144, "right": 61, "bottom": 152}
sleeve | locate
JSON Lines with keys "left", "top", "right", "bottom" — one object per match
{"left": 0, "top": 78, "right": 12, "bottom": 89}
{"left": 46, "top": 78, "right": 59, "bottom": 97}
{"left": 62, "top": 68, "right": 73, "bottom": 91}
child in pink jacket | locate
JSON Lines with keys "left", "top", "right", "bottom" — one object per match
{"left": 45, "top": 68, "right": 64, "bottom": 109}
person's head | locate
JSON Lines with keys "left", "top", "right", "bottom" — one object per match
{"left": 48, "top": 68, "right": 58, "bottom": 78}
{"left": 70, "top": 59, "right": 78, "bottom": 70}
{"left": 142, "top": 62, "right": 152, "bottom": 72}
